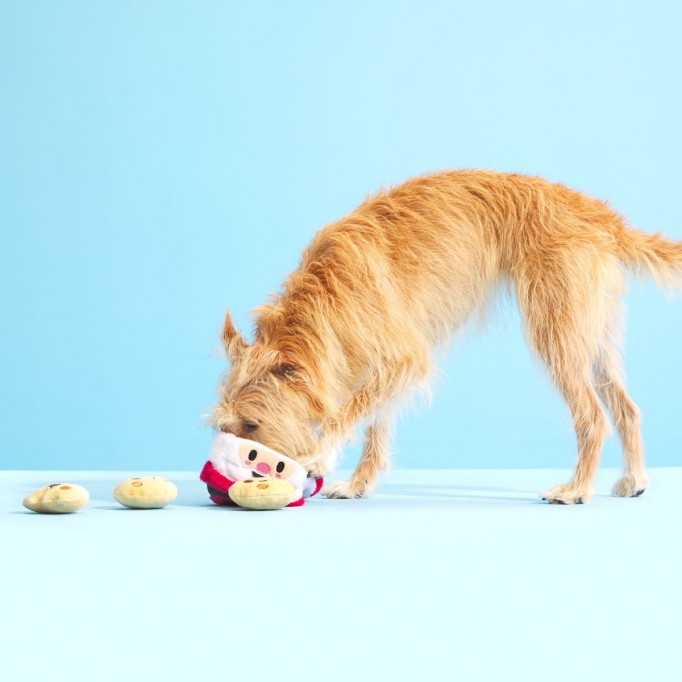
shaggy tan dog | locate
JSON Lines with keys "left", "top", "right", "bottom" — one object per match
{"left": 213, "top": 170, "right": 681, "bottom": 504}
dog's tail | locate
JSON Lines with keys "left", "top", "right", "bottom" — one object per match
{"left": 617, "top": 228, "right": 682, "bottom": 290}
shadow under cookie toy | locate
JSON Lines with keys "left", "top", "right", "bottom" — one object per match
{"left": 200, "top": 432, "right": 323, "bottom": 510}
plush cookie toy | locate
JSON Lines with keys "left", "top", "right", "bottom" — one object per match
{"left": 200, "top": 432, "right": 323, "bottom": 509}
{"left": 228, "top": 477, "right": 298, "bottom": 510}
{"left": 114, "top": 476, "right": 178, "bottom": 509}
{"left": 22, "top": 483, "right": 89, "bottom": 514}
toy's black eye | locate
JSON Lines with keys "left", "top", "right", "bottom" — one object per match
{"left": 243, "top": 421, "right": 259, "bottom": 433}
{"left": 276, "top": 462, "right": 285, "bottom": 473}
{"left": 248, "top": 450, "right": 258, "bottom": 461}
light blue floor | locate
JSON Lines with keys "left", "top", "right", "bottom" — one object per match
{"left": 3, "top": 468, "right": 681, "bottom": 682}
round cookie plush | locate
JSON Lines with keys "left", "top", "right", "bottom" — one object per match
{"left": 228, "top": 477, "right": 296, "bottom": 510}
{"left": 23, "top": 483, "right": 89, "bottom": 514}
{"left": 114, "top": 476, "right": 177, "bottom": 509}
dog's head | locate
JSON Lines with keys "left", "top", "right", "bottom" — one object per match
{"left": 211, "top": 310, "right": 339, "bottom": 476}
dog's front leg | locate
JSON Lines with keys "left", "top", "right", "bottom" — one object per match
{"left": 322, "top": 354, "right": 430, "bottom": 499}
{"left": 322, "top": 414, "right": 392, "bottom": 499}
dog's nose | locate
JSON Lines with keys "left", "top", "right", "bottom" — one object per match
{"left": 256, "top": 462, "right": 271, "bottom": 475}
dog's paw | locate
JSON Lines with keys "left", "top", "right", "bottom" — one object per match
{"left": 322, "top": 480, "right": 367, "bottom": 500}
{"left": 612, "top": 476, "right": 648, "bottom": 498}
{"left": 540, "top": 483, "right": 593, "bottom": 505}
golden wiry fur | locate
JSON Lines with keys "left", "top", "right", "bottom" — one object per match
{"left": 213, "top": 170, "right": 682, "bottom": 504}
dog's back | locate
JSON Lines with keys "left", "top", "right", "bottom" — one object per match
{"left": 296, "top": 171, "right": 661, "bottom": 344}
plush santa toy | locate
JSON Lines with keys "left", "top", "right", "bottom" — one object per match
{"left": 200, "top": 432, "right": 323, "bottom": 509}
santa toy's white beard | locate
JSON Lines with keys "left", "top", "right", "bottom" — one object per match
{"left": 208, "top": 432, "right": 311, "bottom": 500}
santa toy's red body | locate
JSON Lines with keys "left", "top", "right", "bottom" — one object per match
{"left": 200, "top": 432, "right": 323, "bottom": 508}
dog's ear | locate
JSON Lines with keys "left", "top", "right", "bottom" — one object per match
{"left": 222, "top": 309, "right": 248, "bottom": 363}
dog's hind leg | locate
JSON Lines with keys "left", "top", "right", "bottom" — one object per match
{"left": 516, "top": 258, "right": 611, "bottom": 505}
{"left": 593, "top": 326, "right": 648, "bottom": 498}
{"left": 539, "top": 369, "right": 609, "bottom": 504}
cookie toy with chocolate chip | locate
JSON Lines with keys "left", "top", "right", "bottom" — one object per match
{"left": 228, "top": 477, "right": 296, "bottom": 510}
{"left": 22, "top": 483, "right": 89, "bottom": 514}
{"left": 113, "top": 476, "right": 177, "bottom": 509}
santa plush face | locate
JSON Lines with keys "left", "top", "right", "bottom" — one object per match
{"left": 240, "top": 442, "right": 298, "bottom": 480}
{"left": 209, "top": 432, "right": 308, "bottom": 496}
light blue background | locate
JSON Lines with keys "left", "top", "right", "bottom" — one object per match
{"left": 1, "top": 0, "right": 680, "bottom": 471}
